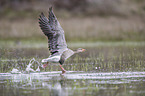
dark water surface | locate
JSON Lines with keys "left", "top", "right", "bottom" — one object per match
{"left": 0, "top": 42, "right": 145, "bottom": 96}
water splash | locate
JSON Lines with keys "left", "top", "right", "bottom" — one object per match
{"left": 11, "top": 58, "right": 42, "bottom": 74}
{"left": 26, "top": 58, "right": 42, "bottom": 73}
{"left": 11, "top": 68, "right": 21, "bottom": 74}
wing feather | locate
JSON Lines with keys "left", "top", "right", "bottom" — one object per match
{"left": 39, "top": 7, "right": 67, "bottom": 55}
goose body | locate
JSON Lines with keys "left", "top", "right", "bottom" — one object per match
{"left": 42, "top": 48, "right": 74, "bottom": 63}
{"left": 39, "top": 7, "right": 85, "bottom": 74}
{"left": 42, "top": 55, "right": 61, "bottom": 63}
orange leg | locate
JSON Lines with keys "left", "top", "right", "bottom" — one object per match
{"left": 59, "top": 65, "right": 66, "bottom": 74}
{"left": 42, "top": 62, "right": 49, "bottom": 68}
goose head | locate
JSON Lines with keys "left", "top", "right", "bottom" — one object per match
{"left": 76, "top": 48, "right": 86, "bottom": 53}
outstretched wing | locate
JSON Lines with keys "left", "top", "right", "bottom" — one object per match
{"left": 39, "top": 7, "right": 67, "bottom": 55}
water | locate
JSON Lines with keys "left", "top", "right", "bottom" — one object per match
{"left": 0, "top": 71, "right": 145, "bottom": 96}
{"left": 25, "top": 58, "right": 42, "bottom": 73}
{"left": 0, "top": 43, "right": 145, "bottom": 96}
{"left": 10, "top": 58, "right": 41, "bottom": 74}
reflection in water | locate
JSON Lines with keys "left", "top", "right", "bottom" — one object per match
{"left": 0, "top": 71, "right": 145, "bottom": 96}
{"left": 51, "top": 75, "right": 68, "bottom": 96}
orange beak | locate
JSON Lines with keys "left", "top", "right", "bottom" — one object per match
{"left": 82, "top": 49, "right": 86, "bottom": 52}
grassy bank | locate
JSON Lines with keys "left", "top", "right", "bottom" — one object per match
{"left": 0, "top": 16, "right": 145, "bottom": 42}
{"left": 0, "top": 0, "right": 145, "bottom": 42}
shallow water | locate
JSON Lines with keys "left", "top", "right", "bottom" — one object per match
{"left": 0, "top": 42, "right": 145, "bottom": 96}
{"left": 0, "top": 71, "right": 145, "bottom": 96}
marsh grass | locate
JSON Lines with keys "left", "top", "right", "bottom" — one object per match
{"left": 0, "top": 45, "right": 144, "bottom": 73}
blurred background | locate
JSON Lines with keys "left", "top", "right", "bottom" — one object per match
{"left": 0, "top": 0, "right": 145, "bottom": 42}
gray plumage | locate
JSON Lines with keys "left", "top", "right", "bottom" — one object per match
{"left": 39, "top": 7, "right": 76, "bottom": 65}
{"left": 39, "top": 7, "right": 67, "bottom": 56}
{"left": 39, "top": 7, "right": 85, "bottom": 73}
{"left": 59, "top": 49, "right": 74, "bottom": 65}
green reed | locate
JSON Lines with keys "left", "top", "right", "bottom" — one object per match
{"left": 0, "top": 45, "right": 145, "bottom": 73}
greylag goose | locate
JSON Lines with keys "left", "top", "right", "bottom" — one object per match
{"left": 39, "top": 7, "right": 85, "bottom": 74}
